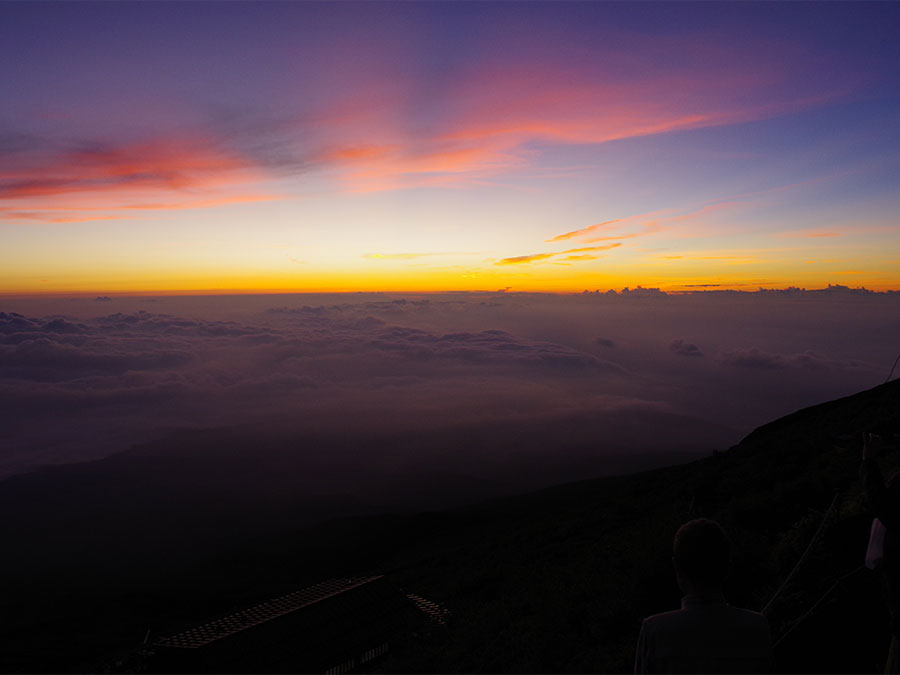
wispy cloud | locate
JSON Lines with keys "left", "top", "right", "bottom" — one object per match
{"left": 320, "top": 142, "right": 527, "bottom": 193}
{"left": 0, "top": 139, "right": 260, "bottom": 198}
{"left": 0, "top": 35, "right": 859, "bottom": 223}
{"left": 777, "top": 230, "right": 842, "bottom": 238}
{"left": 286, "top": 35, "right": 855, "bottom": 194}
{"left": 2, "top": 212, "right": 129, "bottom": 224}
{"left": 548, "top": 198, "right": 760, "bottom": 247}
{"left": 0, "top": 137, "right": 280, "bottom": 224}
{"left": 548, "top": 220, "right": 623, "bottom": 242}
{"left": 562, "top": 244, "right": 622, "bottom": 254}
{"left": 495, "top": 243, "right": 621, "bottom": 265}
{"left": 0, "top": 28, "right": 862, "bottom": 226}
{"left": 495, "top": 253, "right": 557, "bottom": 266}
{"left": 546, "top": 207, "right": 680, "bottom": 245}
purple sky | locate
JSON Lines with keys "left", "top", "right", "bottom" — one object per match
{"left": 2, "top": 2, "right": 899, "bottom": 293}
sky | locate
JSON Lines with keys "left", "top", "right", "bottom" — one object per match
{"left": 2, "top": 1, "right": 899, "bottom": 295}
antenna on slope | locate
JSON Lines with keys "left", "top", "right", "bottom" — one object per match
{"left": 762, "top": 490, "right": 841, "bottom": 616}
{"left": 885, "top": 351, "right": 900, "bottom": 385}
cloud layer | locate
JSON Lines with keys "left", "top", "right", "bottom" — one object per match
{"left": 1, "top": 291, "right": 896, "bottom": 484}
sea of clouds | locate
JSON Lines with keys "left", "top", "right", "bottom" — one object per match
{"left": 1, "top": 290, "right": 896, "bottom": 485}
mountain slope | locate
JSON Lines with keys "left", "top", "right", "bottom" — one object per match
{"left": 370, "top": 380, "right": 900, "bottom": 672}
{"left": 154, "top": 380, "right": 900, "bottom": 673}
{"left": 2, "top": 381, "right": 899, "bottom": 673}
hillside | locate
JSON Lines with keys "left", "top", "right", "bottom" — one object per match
{"left": 2, "top": 380, "right": 899, "bottom": 673}
{"left": 374, "top": 379, "right": 900, "bottom": 672}
{"left": 201, "top": 379, "right": 900, "bottom": 673}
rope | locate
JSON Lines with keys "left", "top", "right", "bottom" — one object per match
{"left": 772, "top": 565, "right": 866, "bottom": 649}
{"left": 762, "top": 491, "right": 841, "bottom": 615}
{"left": 886, "top": 351, "right": 900, "bottom": 384}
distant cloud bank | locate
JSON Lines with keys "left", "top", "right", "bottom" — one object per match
{"left": 0, "top": 290, "right": 896, "bottom": 481}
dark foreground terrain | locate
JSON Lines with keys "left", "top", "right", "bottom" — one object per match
{"left": 2, "top": 379, "right": 899, "bottom": 673}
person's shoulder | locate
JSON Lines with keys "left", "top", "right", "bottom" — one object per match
{"left": 641, "top": 608, "right": 686, "bottom": 630}
{"left": 642, "top": 604, "right": 768, "bottom": 632}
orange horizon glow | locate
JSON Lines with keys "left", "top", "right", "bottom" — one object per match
{"left": 4, "top": 270, "right": 899, "bottom": 298}
{"left": 2, "top": 4, "right": 898, "bottom": 298}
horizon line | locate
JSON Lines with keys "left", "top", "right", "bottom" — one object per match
{"left": 1, "top": 283, "right": 897, "bottom": 300}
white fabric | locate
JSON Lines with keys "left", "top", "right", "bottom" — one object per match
{"left": 867, "top": 517, "right": 887, "bottom": 570}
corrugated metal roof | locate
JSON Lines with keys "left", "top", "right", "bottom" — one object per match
{"left": 155, "top": 576, "right": 382, "bottom": 650}
{"left": 405, "top": 592, "right": 450, "bottom": 625}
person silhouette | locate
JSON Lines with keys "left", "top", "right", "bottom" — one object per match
{"left": 635, "top": 518, "right": 772, "bottom": 673}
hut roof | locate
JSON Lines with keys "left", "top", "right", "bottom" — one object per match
{"left": 155, "top": 576, "right": 382, "bottom": 650}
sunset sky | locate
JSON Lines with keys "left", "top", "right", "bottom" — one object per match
{"left": 2, "top": 2, "right": 899, "bottom": 294}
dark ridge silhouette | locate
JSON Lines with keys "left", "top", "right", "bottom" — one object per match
{"left": 740, "top": 379, "right": 900, "bottom": 448}
{"left": 1, "top": 380, "right": 898, "bottom": 672}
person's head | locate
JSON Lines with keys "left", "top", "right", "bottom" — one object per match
{"left": 673, "top": 518, "right": 732, "bottom": 596}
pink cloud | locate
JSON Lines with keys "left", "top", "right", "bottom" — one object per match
{"left": 1, "top": 139, "right": 258, "bottom": 198}
{"left": 550, "top": 200, "right": 754, "bottom": 247}
{"left": 777, "top": 230, "right": 842, "bottom": 238}
{"left": 1, "top": 31, "right": 861, "bottom": 220}
{"left": 549, "top": 220, "right": 623, "bottom": 243}
{"left": 0, "top": 138, "right": 279, "bottom": 224}
{"left": 296, "top": 36, "right": 855, "bottom": 194}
